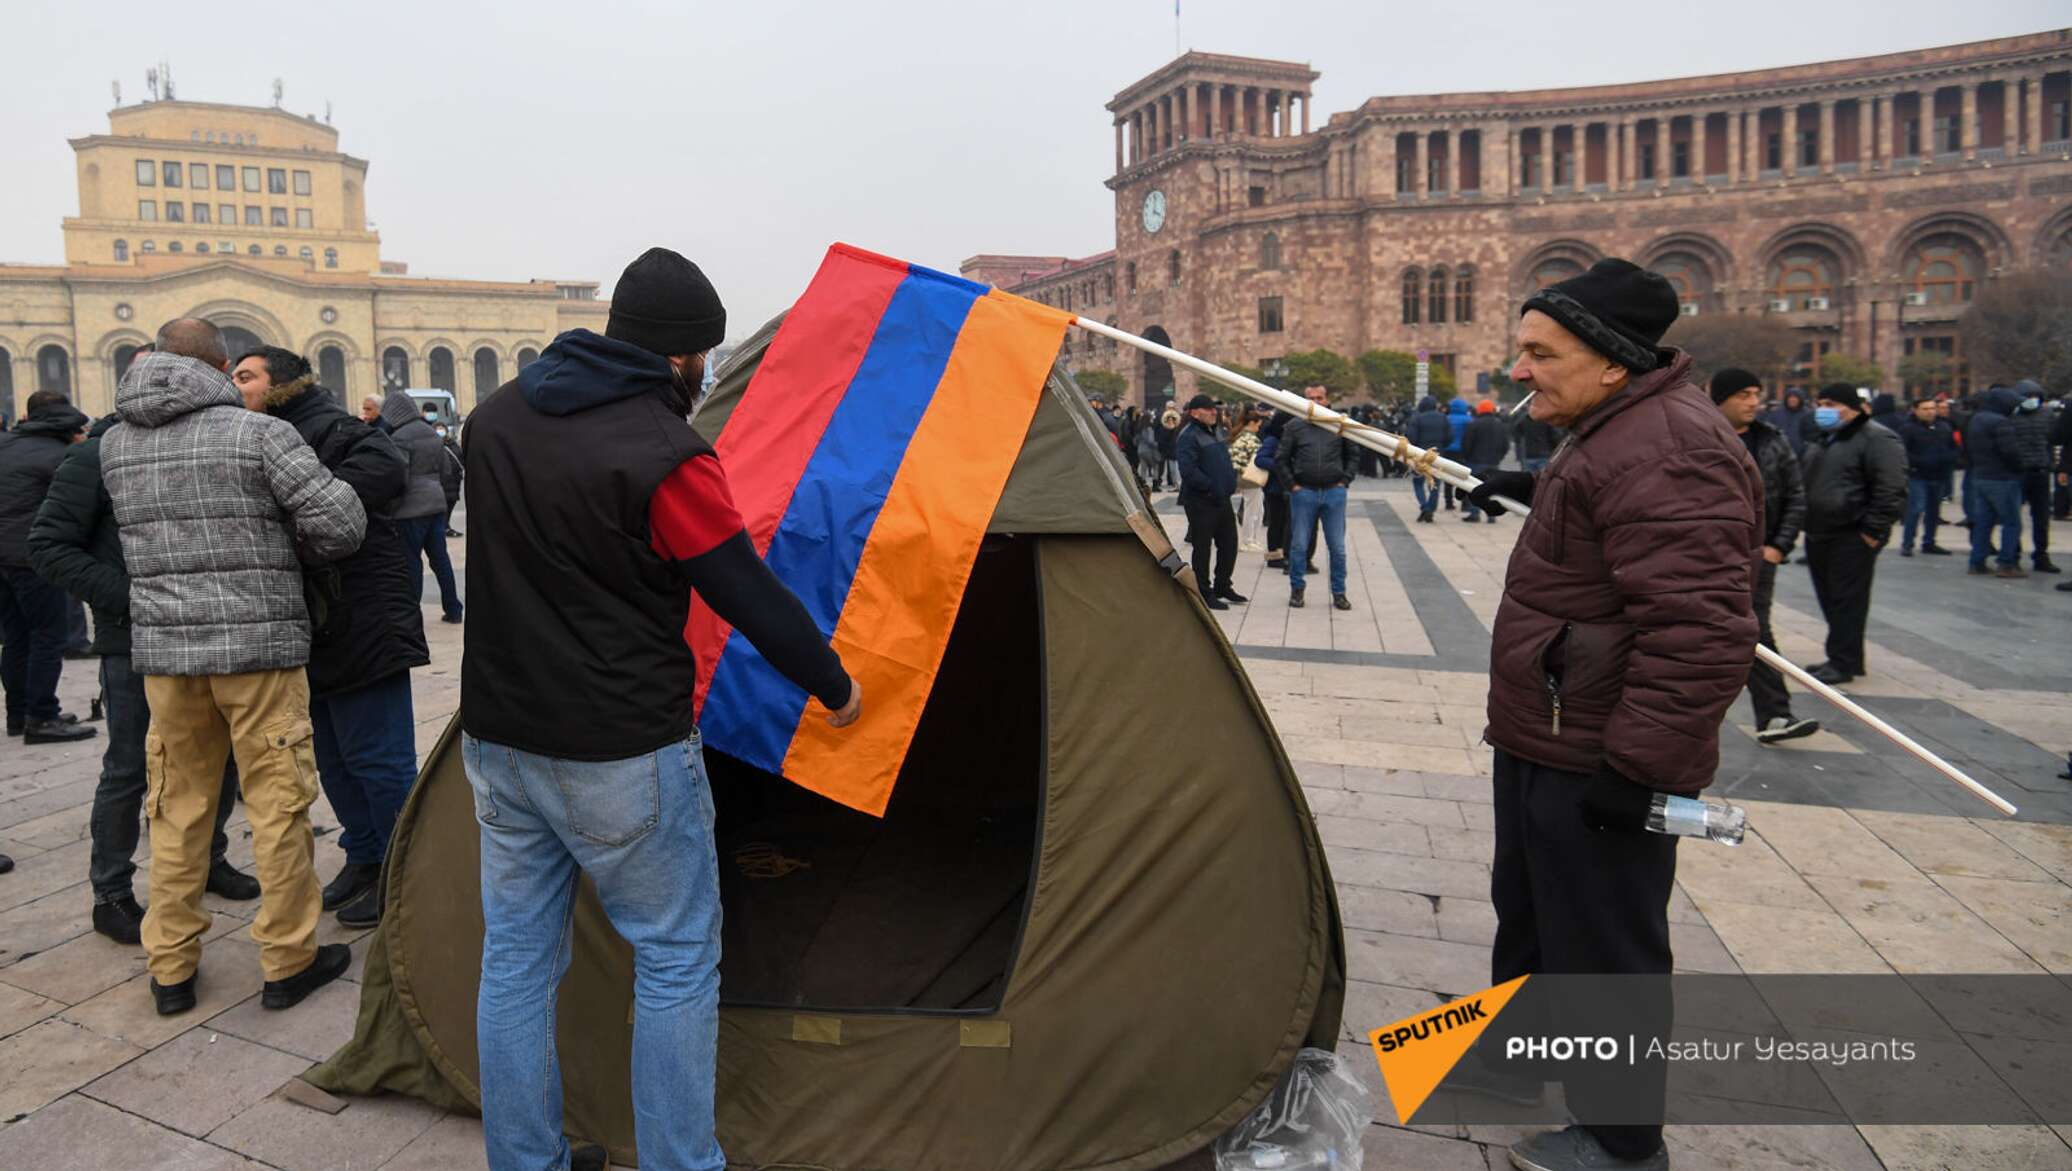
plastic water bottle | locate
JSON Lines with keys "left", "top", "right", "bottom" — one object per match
{"left": 1646, "top": 793, "right": 1746, "bottom": 845}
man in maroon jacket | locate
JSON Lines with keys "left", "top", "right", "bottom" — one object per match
{"left": 1467, "top": 260, "right": 1760, "bottom": 1171}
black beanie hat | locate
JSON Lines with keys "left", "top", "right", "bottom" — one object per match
{"left": 1184, "top": 393, "right": 1220, "bottom": 411}
{"left": 1709, "top": 366, "right": 1761, "bottom": 404}
{"left": 606, "top": 247, "right": 726, "bottom": 357}
{"left": 1521, "top": 258, "right": 1680, "bottom": 374}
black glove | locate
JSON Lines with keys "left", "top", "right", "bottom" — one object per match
{"left": 1578, "top": 763, "right": 1654, "bottom": 833}
{"left": 1467, "top": 469, "right": 1537, "bottom": 516}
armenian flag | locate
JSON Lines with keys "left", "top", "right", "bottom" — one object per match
{"left": 689, "top": 244, "right": 1072, "bottom": 817}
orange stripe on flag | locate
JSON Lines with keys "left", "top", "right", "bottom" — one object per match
{"left": 781, "top": 291, "right": 1071, "bottom": 815}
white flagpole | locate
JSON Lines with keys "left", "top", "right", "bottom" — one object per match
{"left": 1070, "top": 315, "right": 2020, "bottom": 818}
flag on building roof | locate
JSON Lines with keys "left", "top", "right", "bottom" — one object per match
{"left": 689, "top": 243, "right": 1072, "bottom": 816}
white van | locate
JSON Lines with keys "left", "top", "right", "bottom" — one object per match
{"left": 403, "top": 389, "right": 460, "bottom": 427}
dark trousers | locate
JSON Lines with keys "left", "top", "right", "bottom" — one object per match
{"left": 1263, "top": 491, "right": 1289, "bottom": 554}
{"left": 2022, "top": 471, "right": 2053, "bottom": 564}
{"left": 1804, "top": 533, "right": 1879, "bottom": 676}
{"left": 1181, "top": 493, "right": 1238, "bottom": 595}
{"left": 0, "top": 566, "right": 67, "bottom": 723}
{"left": 90, "top": 652, "right": 236, "bottom": 903}
{"left": 1744, "top": 561, "right": 1793, "bottom": 725}
{"left": 1901, "top": 478, "right": 1941, "bottom": 551}
{"left": 312, "top": 670, "right": 419, "bottom": 867}
{"left": 1491, "top": 749, "right": 1676, "bottom": 1161}
{"left": 65, "top": 598, "right": 90, "bottom": 653}
{"left": 397, "top": 514, "right": 463, "bottom": 620}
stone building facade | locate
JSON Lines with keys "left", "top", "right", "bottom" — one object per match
{"left": 971, "top": 30, "right": 2072, "bottom": 405}
{"left": 0, "top": 98, "right": 607, "bottom": 424}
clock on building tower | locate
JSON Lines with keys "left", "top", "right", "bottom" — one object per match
{"left": 1140, "top": 189, "right": 1166, "bottom": 234}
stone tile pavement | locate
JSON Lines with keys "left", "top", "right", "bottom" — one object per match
{"left": 3, "top": 478, "right": 2069, "bottom": 1168}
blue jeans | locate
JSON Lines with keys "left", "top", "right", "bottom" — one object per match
{"left": 1901, "top": 478, "right": 1941, "bottom": 551}
{"left": 464, "top": 732, "right": 725, "bottom": 1171}
{"left": 1412, "top": 476, "right": 1437, "bottom": 514}
{"left": 1969, "top": 478, "right": 2023, "bottom": 569}
{"left": 1522, "top": 457, "right": 1550, "bottom": 473}
{"left": 1288, "top": 485, "right": 1348, "bottom": 595}
{"left": 396, "top": 514, "right": 463, "bottom": 620}
{"left": 312, "top": 671, "right": 419, "bottom": 867}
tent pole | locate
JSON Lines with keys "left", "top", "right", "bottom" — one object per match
{"left": 1067, "top": 316, "right": 2019, "bottom": 819}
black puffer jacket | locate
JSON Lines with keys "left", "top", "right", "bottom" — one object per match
{"left": 1461, "top": 412, "right": 1510, "bottom": 467}
{"left": 1174, "top": 419, "right": 1236, "bottom": 500}
{"left": 1963, "top": 387, "right": 2031, "bottom": 481}
{"left": 1278, "top": 416, "right": 1360, "bottom": 489}
{"left": 1800, "top": 413, "right": 1908, "bottom": 541}
{"left": 2011, "top": 382, "right": 2053, "bottom": 474}
{"left": 270, "top": 384, "right": 429, "bottom": 696}
{"left": 1744, "top": 419, "right": 1804, "bottom": 555}
{"left": 1895, "top": 415, "right": 1959, "bottom": 480}
{"left": 0, "top": 403, "right": 89, "bottom": 568}
{"left": 25, "top": 416, "right": 130, "bottom": 655}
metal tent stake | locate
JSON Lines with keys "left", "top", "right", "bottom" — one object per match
{"left": 1070, "top": 315, "right": 2018, "bottom": 817}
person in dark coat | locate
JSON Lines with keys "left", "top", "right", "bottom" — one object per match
{"left": 0, "top": 389, "right": 96, "bottom": 743}
{"left": 381, "top": 388, "right": 465, "bottom": 623}
{"left": 1895, "top": 397, "right": 1959, "bottom": 556}
{"left": 1256, "top": 412, "right": 1292, "bottom": 564}
{"left": 1405, "top": 395, "right": 1453, "bottom": 521}
{"left": 1799, "top": 384, "right": 1908, "bottom": 684}
{"left": 2009, "top": 381, "right": 2059, "bottom": 573}
{"left": 235, "top": 347, "right": 428, "bottom": 929}
{"left": 1458, "top": 399, "right": 1511, "bottom": 523}
{"left": 1468, "top": 259, "right": 1758, "bottom": 1171}
{"left": 1710, "top": 368, "right": 1818, "bottom": 744}
{"left": 1764, "top": 387, "right": 1819, "bottom": 457}
{"left": 1175, "top": 393, "right": 1245, "bottom": 610}
{"left": 437, "top": 422, "right": 464, "bottom": 537}
{"left": 1514, "top": 410, "right": 1561, "bottom": 473}
{"left": 28, "top": 408, "right": 261, "bottom": 945}
{"left": 1963, "top": 384, "right": 2035, "bottom": 577}
{"left": 1279, "top": 385, "right": 1360, "bottom": 610}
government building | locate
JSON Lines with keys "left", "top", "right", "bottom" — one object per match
{"left": 0, "top": 97, "right": 607, "bottom": 424}
{"left": 965, "top": 29, "right": 2072, "bottom": 405}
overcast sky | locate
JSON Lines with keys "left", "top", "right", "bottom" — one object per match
{"left": 2, "top": 1, "right": 2062, "bottom": 340}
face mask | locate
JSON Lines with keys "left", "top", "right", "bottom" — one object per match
{"left": 2021, "top": 397, "right": 2041, "bottom": 412}
{"left": 1814, "top": 406, "right": 1842, "bottom": 430}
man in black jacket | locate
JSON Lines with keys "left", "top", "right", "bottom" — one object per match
{"left": 1895, "top": 398, "right": 1958, "bottom": 556}
{"left": 461, "top": 248, "right": 859, "bottom": 1171}
{"left": 1280, "top": 384, "right": 1360, "bottom": 610}
{"left": 1175, "top": 393, "right": 1245, "bottom": 611}
{"left": 2009, "top": 381, "right": 2059, "bottom": 574}
{"left": 1963, "top": 384, "right": 2034, "bottom": 578}
{"left": 0, "top": 390, "right": 97, "bottom": 743}
{"left": 1459, "top": 399, "right": 1511, "bottom": 523}
{"left": 1711, "top": 369, "right": 1818, "bottom": 743}
{"left": 28, "top": 405, "right": 261, "bottom": 944}
{"left": 1799, "top": 384, "right": 1908, "bottom": 684}
{"left": 234, "top": 347, "right": 427, "bottom": 929}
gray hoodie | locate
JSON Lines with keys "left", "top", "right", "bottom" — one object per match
{"left": 101, "top": 351, "right": 366, "bottom": 677}
{"left": 381, "top": 389, "right": 450, "bottom": 520}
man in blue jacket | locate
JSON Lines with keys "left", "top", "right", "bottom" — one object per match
{"left": 1176, "top": 393, "right": 1245, "bottom": 611}
{"left": 1406, "top": 396, "right": 1453, "bottom": 522}
{"left": 1895, "top": 398, "right": 1958, "bottom": 556}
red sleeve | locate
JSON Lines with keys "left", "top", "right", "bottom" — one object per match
{"left": 649, "top": 454, "right": 746, "bottom": 561}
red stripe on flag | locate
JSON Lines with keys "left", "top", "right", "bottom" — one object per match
{"left": 688, "top": 247, "right": 909, "bottom": 715}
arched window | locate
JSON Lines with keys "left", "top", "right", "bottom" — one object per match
{"left": 324, "top": 247, "right": 338, "bottom": 269}
{"left": 1260, "top": 232, "right": 1281, "bottom": 271}
{"left": 473, "top": 347, "right": 500, "bottom": 398}
{"left": 196, "top": 242, "right": 210, "bottom": 253}
{"left": 140, "top": 240, "right": 156, "bottom": 253}
{"left": 37, "top": 345, "right": 70, "bottom": 394}
{"left": 113, "top": 344, "right": 142, "bottom": 384}
{"left": 428, "top": 346, "right": 456, "bottom": 393}
{"left": 216, "top": 326, "right": 264, "bottom": 361}
{"left": 1167, "top": 249, "right": 1181, "bottom": 286}
{"left": 1767, "top": 247, "right": 1838, "bottom": 310}
{"left": 114, "top": 239, "right": 129, "bottom": 262}
{"left": 1532, "top": 258, "right": 1584, "bottom": 288}
{"left": 517, "top": 347, "right": 540, "bottom": 370}
{"left": 299, "top": 246, "right": 313, "bottom": 262}
{"left": 248, "top": 244, "right": 261, "bottom": 256}
{"left": 1650, "top": 251, "right": 1715, "bottom": 307}
{"left": 1453, "top": 266, "right": 1475, "bottom": 323}
{"left": 1401, "top": 267, "right": 1422, "bottom": 324}
{"left": 1904, "top": 233, "right": 1983, "bottom": 305}
{"left": 318, "top": 346, "right": 347, "bottom": 401}
{"left": 1428, "top": 267, "right": 1449, "bottom": 325}
{"left": 1125, "top": 261, "right": 1137, "bottom": 293}
{"left": 382, "top": 346, "right": 410, "bottom": 390}
{"left": 0, "top": 346, "right": 12, "bottom": 428}
{"left": 273, "top": 245, "right": 287, "bottom": 257}
{"left": 168, "top": 242, "right": 182, "bottom": 253}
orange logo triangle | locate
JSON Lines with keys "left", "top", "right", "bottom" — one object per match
{"left": 1366, "top": 975, "right": 1528, "bottom": 1124}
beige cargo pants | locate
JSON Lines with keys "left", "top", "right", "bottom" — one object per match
{"left": 142, "top": 667, "right": 323, "bottom": 985}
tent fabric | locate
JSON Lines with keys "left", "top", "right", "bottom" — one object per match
{"left": 308, "top": 317, "right": 1345, "bottom": 1171}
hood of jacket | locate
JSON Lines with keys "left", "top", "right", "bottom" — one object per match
{"left": 380, "top": 387, "right": 428, "bottom": 430}
{"left": 515, "top": 328, "right": 683, "bottom": 418}
{"left": 13, "top": 402, "right": 90, "bottom": 441}
{"left": 116, "top": 351, "right": 239, "bottom": 429}
{"left": 1976, "top": 386, "right": 2020, "bottom": 418}
{"left": 2013, "top": 379, "right": 2043, "bottom": 406}
{"left": 1417, "top": 396, "right": 1439, "bottom": 412}
{"left": 87, "top": 413, "right": 120, "bottom": 440}
{"left": 1781, "top": 391, "right": 1805, "bottom": 410}
{"left": 1447, "top": 398, "right": 1470, "bottom": 417}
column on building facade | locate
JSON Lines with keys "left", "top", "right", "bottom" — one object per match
{"left": 1881, "top": 90, "right": 1898, "bottom": 164}
{"left": 1413, "top": 129, "right": 1429, "bottom": 197}
{"left": 2028, "top": 72, "right": 2046, "bottom": 154}
{"left": 1726, "top": 108, "right": 1742, "bottom": 183}
{"left": 1819, "top": 99, "right": 1836, "bottom": 172}
{"left": 1572, "top": 121, "right": 1588, "bottom": 191}
{"left": 1655, "top": 116, "right": 1670, "bottom": 187}
{"left": 1744, "top": 107, "right": 1762, "bottom": 176}
{"left": 1154, "top": 96, "right": 1168, "bottom": 153}
{"left": 1441, "top": 130, "right": 1456, "bottom": 196}
{"left": 1960, "top": 82, "right": 1978, "bottom": 158}
{"left": 1129, "top": 110, "right": 1142, "bottom": 163}
{"left": 1301, "top": 94, "right": 1311, "bottom": 135}
{"left": 1114, "top": 121, "right": 1125, "bottom": 172}
{"left": 1692, "top": 112, "right": 1708, "bottom": 181}
{"left": 1182, "top": 84, "right": 1195, "bottom": 142}
{"left": 1781, "top": 103, "right": 1798, "bottom": 176}
{"left": 1856, "top": 97, "right": 1872, "bottom": 167}
{"left": 1619, "top": 118, "right": 1635, "bottom": 190}
{"left": 1508, "top": 125, "right": 1523, "bottom": 194}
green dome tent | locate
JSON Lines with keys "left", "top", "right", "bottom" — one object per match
{"left": 309, "top": 314, "right": 1347, "bottom": 1170}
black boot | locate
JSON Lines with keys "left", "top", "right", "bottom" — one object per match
{"left": 93, "top": 895, "right": 148, "bottom": 945}
{"left": 261, "top": 943, "right": 351, "bottom": 1010}
{"left": 206, "top": 859, "right": 262, "bottom": 901}
{"left": 321, "top": 862, "right": 380, "bottom": 911}
{"left": 337, "top": 881, "right": 383, "bottom": 929}
{"left": 1289, "top": 587, "right": 1306, "bottom": 608}
{"left": 24, "top": 717, "right": 96, "bottom": 745}
{"left": 152, "top": 973, "right": 197, "bottom": 1017}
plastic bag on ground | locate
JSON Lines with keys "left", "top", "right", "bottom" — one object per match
{"left": 1213, "top": 1047, "right": 1378, "bottom": 1171}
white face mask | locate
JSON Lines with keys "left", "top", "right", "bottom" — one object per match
{"left": 2021, "top": 397, "right": 2042, "bottom": 411}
